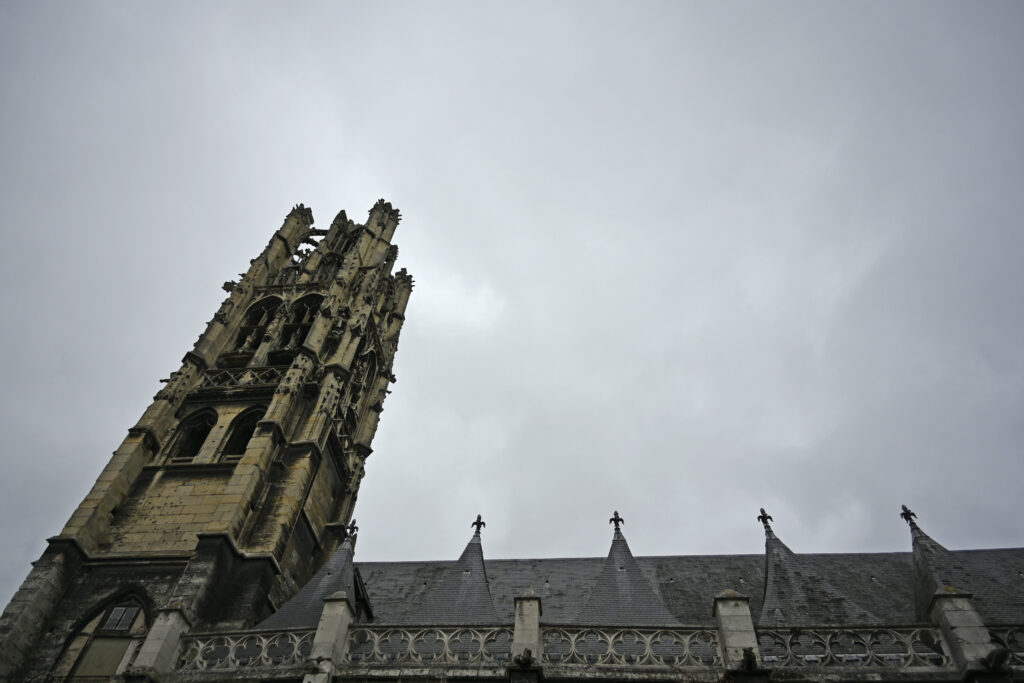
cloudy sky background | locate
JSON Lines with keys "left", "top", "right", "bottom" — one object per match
{"left": 1, "top": 2, "right": 1023, "bottom": 606}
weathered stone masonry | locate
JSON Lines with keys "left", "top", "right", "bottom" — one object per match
{"left": 0, "top": 200, "right": 412, "bottom": 681}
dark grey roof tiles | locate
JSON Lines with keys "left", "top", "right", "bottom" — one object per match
{"left": 759, "top": 529, "right": 880, "bottom": 626}
{"left": 909, "top": 521, "right": 1024, "bottom": 624}
{"left": 259, "top": 536, "right": 358, "bottom": 630}
{"left": 485, "top": 556, "right": 603, "bottom": 623}
{"left": 356, "top": 551, "right": 926, "bottom": 627}
{"left": 359, "top": 548, "right": 1022, "bottom": 627}
{"left": 910, "top": 520, "right": 956, "bottom": 619}
{"left": 574, "top": 530, "right": 680, "bottom": 626}
{"left": 948, "top": 548, "right": 1024, "bottom": 625}
{"left": 760, "top": 530, "right": 803, "bottom": 625}
{"left": 260, "top": 529, "right": 1024, "bottom": 630}
{"left": 413, "top": 532, "right": 499, "bottom": 624}
{"left": 647, "top": 553, "right": 765, "bottom": 625}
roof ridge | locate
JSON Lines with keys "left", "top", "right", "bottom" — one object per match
{"left": 904, "top": 512, "right": 974, "bottom": 620}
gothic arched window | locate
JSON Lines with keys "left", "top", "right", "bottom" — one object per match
{"left": 54, "top": 596, "right": 148, "bottom": 680}
{"left": 166, "top": 410, "right": 217, "bottom": 464}
{"left": 221, "top": 407, "right": 265, "bottom": 462}
{"left": 351, "top": 350, "right": 377, "bottom": 413}
{"left": 232, "top": 297, "right": 282, "bottom": 353}
{"left": 281, "top": 294, "right": 323, "bottom": 350}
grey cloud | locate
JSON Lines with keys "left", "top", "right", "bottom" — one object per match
{"left": 2, "top": 2, "right": 1023, "bottom": 606}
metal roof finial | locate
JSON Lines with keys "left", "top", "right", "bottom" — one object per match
{"left": 609, "top": 510, "right": 625, "bottom": 531}
{"left": 471, "top": 514, "right": 486, "bottom": 535}
{"left": 757, "top": 508, "right": 774, "bottom": 531}
{"left": 346, "top": 519, "right": 358, "bottom": 538}
{"left": 900, "top": 505, "right": 917, "bottom": 525}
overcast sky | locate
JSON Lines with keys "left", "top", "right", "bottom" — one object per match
{"left": 1, "top": 2, "right": 1023, "bottom": 608}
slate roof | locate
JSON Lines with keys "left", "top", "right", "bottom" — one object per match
{"left": 759, "top": 527, "right": 879, "bottom": 626}
{"left": 575, "top": 530, "right": 679, "bottom": 625}
{"left": 263, "top": 522, "right": 1024, "bottom": 630}
{"left": 907, "top": 519, "right": 1024, "bottom": 623}
{"left": 355, "top": 547, "right": 1024, "bottom": 628}
{"left": 258, "top": 536, "right": 359, "bottom": 630}
{"left": 413, "top": 530, "right": 499, "bottom": 623}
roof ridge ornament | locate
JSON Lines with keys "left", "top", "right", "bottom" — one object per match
{"left": 471, "top": 514, "right": 486, "bottom": 535}
{"left": 900, "top": 505, "right": 917, "bottom": 526}
{"left": 757, "top": 507, "right": 774, "bottom": 531}
{"left": 342, "top": 518, "right": 359, "bottom": 541}
{"left": 609, "top": 510, "right": 624, "bottom": 531}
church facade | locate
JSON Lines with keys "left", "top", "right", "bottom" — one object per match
{"left": 0, "top": 203, "right": 1020, "bottom": 683}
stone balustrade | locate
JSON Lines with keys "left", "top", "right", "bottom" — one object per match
{"left": 164, "top": 622, "right": 1012, "bottom": 678}
{"left": 755, "top": 626, "right": 950, "bottom": 669}
{"left": 346, "top": 625, "right": 513, "bottom": 666}
{"left": 176, "top": 628, "right": 314, "bottom": 671}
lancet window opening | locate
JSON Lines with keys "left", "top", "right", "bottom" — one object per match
{"left": 165, "top": 410, "right": 217, "bottom": 464}
{"left": 231, "top": 297, "right": 282, "bottom": 353}
{"left": 57, "top": 595, "right": 149, "bottom": 680}
{"left": 220, "top": 407, "right": 266, "bottom": 463}
{"left": 281, "top": 294, "right": 323, "bottom": 350}
{"left": 358, "top": 351, "right": 378, "bottom": 412}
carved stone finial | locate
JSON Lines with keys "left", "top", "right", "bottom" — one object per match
{"left": 609, "top": 510, "right": 624, "bottom": 531}
{"left": 900, "top": 505, "right": 917, "bottom": 525}
{"left": 757, "top": 507, "right": 774, "bottom": 531}
{"left": 471, "top": 514, "right": 486, "bottom": 534}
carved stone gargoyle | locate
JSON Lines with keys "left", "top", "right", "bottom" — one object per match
{"left": 513, "top": 648, "right": 534, "bottom": 669}
{"left": 981, "top": 647, "right": 1010, "bottom": 672}
{"left": 508, "top": 647, "right": 543, "bottom": 683}
{"left": 723, "top": 646, "right": 769, "bottom": 683}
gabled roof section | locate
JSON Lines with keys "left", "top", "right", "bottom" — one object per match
{"left": 759, "top": 524, "right": 878, "bottom": 626}
{"left": 258, "top": 536, "right": 365, "bottom": 629}
{"left": 414, "top": 529, "right": 499, "bottom": 624}
{"left": 574, "top": 529, "right": 679, "bottom": 626}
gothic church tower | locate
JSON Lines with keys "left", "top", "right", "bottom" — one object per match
{"left": 0, "top": 201, "right": 413, "bottom": 680}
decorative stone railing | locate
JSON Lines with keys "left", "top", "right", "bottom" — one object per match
{"left": 756, "top": 627, "right": 951, "bottom": 668}
{"left": 541, "top": 627, "right": 721, "bottom": 668}
{"left": 176, "top": 628, "right": 314, "bottom": 671}
{"left": 168, "top": 624, "right": 968, "bottom": 675}
{"left": 201, "top": 366, "right": 286, "bottom": 388}
{"left": 346, "top": 625, "right": 514, "bottom": 666}
{"left": 264, "top": 266, "right": 336, "bottom": 287}
{"left": 989, "top": 627, "right": 1024, "bottom": 667}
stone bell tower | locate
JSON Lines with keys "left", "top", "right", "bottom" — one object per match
{"left": 0, "top": 200, "right": 413, "bottom": 680}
